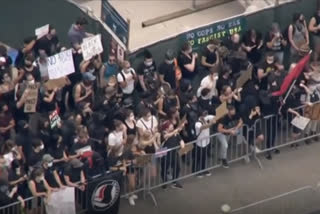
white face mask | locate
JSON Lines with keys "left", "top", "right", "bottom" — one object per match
{"left": 144, "top": 61, "right": 153, "bottom": 67}
{"left": 166, "top": 59, "right": 174, "bottom": 64}
{"left": 47, "top": 162, "right": 53, "bottom": 168}
{"left": 15, "top": 168, "right": 21, "bottom": 175}
{"left": 39, "top": 144, "right": 44, "bottom": 150}
{"left": 28, "top": 80, "right": 35, "bottom": 84}
{"left": 129, "top": 115, "right": 135, "bottom": 121}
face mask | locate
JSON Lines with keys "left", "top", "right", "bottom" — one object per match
{"left": 40, "top": 144, "right": 44, "bottom": 150}
{"left": 15, "top": 168, "right": 21, "bottom": 175}
{"left": 129, "top": 115, "right": 135, "bottom": 121}
{"left": 144, "top": 61, "right": 153, "bottom": 67}
{"left": 28, "top": 80, "right": 35, "bottom": 84}
{"left": 48, "top": 162, "right": 53, "bottom": 168}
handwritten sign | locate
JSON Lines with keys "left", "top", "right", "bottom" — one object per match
{"left": 49, "top": 109, "right": 61, "bottom": 129}
{"left": 291, "top": 116, "right": 310, "bottom": 130}
{"left": 47, "top": 49, "right": 75, "bottom": 79}
{"left": 215, "top": 101, "right": 228, "bottom": 120}
{"left": 35, "top": 24, "right": 49, "bottom": 39}
{"left": 180, "top": 16, "right": 246, "bottom": 50}
{"left": 24, "top": 84, "right": 38, "bottom": 113}
{"left": 236, "top": 65, "right": 253, "bottom": 89}
{"left": 81, "top": 34, "right": 103, "bottom": 61}
{"left": 45, "top": 77, "right": 68, "bottom": 90}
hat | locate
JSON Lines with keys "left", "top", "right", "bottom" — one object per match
{"left": 165, "top": 49, "right": 175, "bottom": 61}
{"left": 70, "top": 159, "right": 84, "bottom": 168}
{"left": 42, "top": 154, "right": 54, "bottom": 163}
{"left": 82, "top": 72, "right": 96, "bottom": 81}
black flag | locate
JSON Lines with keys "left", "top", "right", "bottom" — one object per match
{"left": 87, "top": 171, "right": 123, "bottom": 214}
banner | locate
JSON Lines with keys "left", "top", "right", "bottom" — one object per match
{"left": 82, "top": 34, "right": 104, "bottom": 61}
{"left": 180, "top": 16, "right": 246, "bottom": 50}
{"left": 87, "top": 171, "right": 123, "bottom": 214}
{"left": 46, "top": 187, "right": 76, "bottom": 214}
{"left": 47, "top": 49, "right": 75, "bottom": 79}
{"left": 24, "top": 84, "right": 38, "bottom": 113}
{"left": 101, "top": 0, "right": 129, "bottom": 46}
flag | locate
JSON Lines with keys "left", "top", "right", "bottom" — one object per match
{"left": 87, "top": 171, "right": 123, "bottom": 214}
{"left": 272, "top": 53, "right": 311, "bottom": 97}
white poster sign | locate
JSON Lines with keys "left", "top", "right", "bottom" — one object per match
{"left": 47, "top": 49, "right": 75, "bottom": 79}
{"left": 46, "top": 187, "right": 76, "bottom": 214}
{"left": 35, "top": 24, "right": 49, "bottom": 39}
{"left": 291, "top": 116, "right": 310, "bottom": 130}
{"left": 81, "top": 34, "right": 103, "bottom": 61}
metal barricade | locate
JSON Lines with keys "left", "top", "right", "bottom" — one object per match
{"left": 144, "top": 129, "right": 251, "bottom": 206}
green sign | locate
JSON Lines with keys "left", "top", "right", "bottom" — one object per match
{"left": 180, "top": 16, "right": 246, "bottom": 50}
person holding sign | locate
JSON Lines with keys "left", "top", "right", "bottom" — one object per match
{"left": 68, "top": 17, "right": 92, "bottom": 51}
{"left": 35, "top": 25, "right": 60, "bottom": 58}
{"left": 73, "top": 72, "right": 95, "bottom": 112}
{"left": 15, "top": 54, "right": 41, "bottom": 84}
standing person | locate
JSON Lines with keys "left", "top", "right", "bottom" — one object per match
{"left": 0, "top": 178, "right": 25, "bottom": 208}
{"left": 117, "top": 60, "right": 137, "bottom": 97}
{"left": 197, "top": 68, "right": 219, "bottom": 100}
{"left": 15, "top": 54, "right": 41, "bottom": 84}
{"left": 67, "top": 17, "right": 93, "bottom": 51}
{"left": 27, "top": 139, "right": 45, "bottom": 172}
{"left": 48, "top": 134, "right": 68, "bottom": 171}
{"left": 192, "top": 111, "right": 216, "bottom": 177}
{"left": 216, "top": 65, "right": 234, "bottom": 95}
{"left": 265, "top": 23, "right": 288, "bottom": 65}
{"left": 41, "top": 154, "right": 65, "bottom": 190}
{"left": 108, "top": 120, "right": 127, "bottom": 158}
{"left": 0, "top": 102, "right": 15, "bottom": 141}
{"left": 35, "top": 25, "right": 60, "bottom": 57}
{"left": 15, "top": 37, "right": 37, "bottom": 69}
{"left": 63, "top": 159, "right": 86, "bottom": 191}
{"left": 217, "top": 105, "right": 243, "bottom": 168}
{"left": 161, "top": 121, "right": 185, "bottom": 189}
{"left": 201, "top": 39, "right": 220, "bottom": 72}
{"left": 73, "top": 72, "right": 95, "bottom": 112}
{"left": 242, "top": 29, "right": 264, "bottom": 64}
{"left": 102, "top": 54, "right": 119, "bottom": 87}
{"left": 124, "top": 109, "right": 137, "bottom": 136}
{"left": 159, "top": 49, "right": 177, "bottom": 89}
{"left": 28, "top": 168, "right": 51, "bottom": 204}
{"left": 8, "top": 159, "right": 28, "bottom": 198}
{"left": 137, "top": 50, "right": 158, "bottom": 92}
{"left": 308, "top": 7, "right": 320, "bottom": 49}
{"left": 178, "top": 42, "right": 198, "bottom": 82}
{"left": 288, "top": 13, "right": 310, "bottom": 63}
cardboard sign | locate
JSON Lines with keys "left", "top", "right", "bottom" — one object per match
{"left": 236, "top": 65, "right": 252, "bottom": 89}
{"left": 215, "top": 101, "right": 228, "bottom": 120}
{"left": 81, "top": 34, "right": 103, "bottom": 61}
{"left": 291, "top": 116, "right": 310, "bottom": 130}
{"left": 35, "top": 24, "right": 49, "bottom": 39}
{"left": 47, "top": 49, "right": 75, "bottom": 79}
{"left": 45, "top": 77, "right": 68, "bottom": 90}
{"left": 49, "top": 109, "right": 61, "bottom": 129}
{"left": 24, "top": 84, "right": 38, "bottom": 113}
{"left": 178, "top": 143, "right": 194, "bottom": 156}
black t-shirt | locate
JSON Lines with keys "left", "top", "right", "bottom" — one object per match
{"left": 257, "top": 61, "right": 277, "bottom": 90}
{"left": 35, "top": 36, "right": 59, "bottom": 56}
{"left": 69, "top": 141, "right": 91, "bottom": 156}
{"left": 137, "top": 62, "right": 157, "bottom": 77}
{"left": 44, "top": 167, "right": 59, "bottom": 188}
{"left": 159, "top": 62, "right": 176, "bottom": 89}
{"left": 27, "top": 150, "right": 44, "bottom": 167}
{"left": 216, "top": 76, "right": 234, "bottom": 95}
{"left": 163, "top": 135, "right": 181, "bottom": 149}
{"left": 265, "top": 33, "right": 284, "bottom": 52}
{"left": 178, "top": 52, "right": 196, "bottom": 80}
{"left": 15, "top": 132, "right": 33, "bottom": 159}
{"left": 202, "top": 46, "right": 217, "bottom": 65}
{"left": 64, "top": 165, "right": 83, "bottom": 183}
{"left": 48, "top": 144, "right": 65, "bottom": 168}
{"left": 219, "top": 114, "right": 240, "bottom": 130}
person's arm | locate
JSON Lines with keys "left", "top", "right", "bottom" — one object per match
{"left": 309, "top": 17, "right": 320, "bottom": 33}
{"left": 64, "top": 175, "right": 79, "bottom": 188}
{"left": 198, "top": 120, "right": 216, "bottom": 132}
{"left": 258, "top": 39, "right": 264, "bottom": 49}
{"left": 176, "top": 95, "right": 180, "bottom": 110}
{"left": 257, "top": 68, "right": 268, "bottom": 80}
{"left": 14, "top": 69, "right": 25, "bottom": 84}
{"left": 288, "top": 25, "right": 299, "bottom": 50}
{"left": 288, "top": 108, "right": 301, "bottom": 117}
{"left": 218, "top": 123, "right": 232, "bottom": 135}
{"left": 74, "top": 84, "right": 92, "bottom": 103}
{"left": 201, "top": 56, "right": 214, "bottom": 68}
{"left": 266, "top": 34, "right": 275, "bottom": 49}
{"left": 43, "top": 90, "right": 56, "bottom": 103}
{"left": 138, "top": 75, "right": 147, "bottom": 92}
{"left": 157, "top": 97, "right": 166, "bottom": 117}
{"left": 43, "top": 179, "right": 52, "bottom": 195}
{"left": 184, "top": 53, "right": 197, "bottom": 72}
{"left": 0, "top": 118, "right": 15, "bottom": 133}
{"left": 53, "top": 170, "right": 65, "bottom": 188}
{"left": 235, "top": 118, "right": 243, "bottom": 130}
{"left": 16, "top": 88, "right": 30, "bottom": 109}
{"left": 8, "top": 186, "right": 18, "bottom": 198}
{"left": 28, "top": 181, "right": 47, "bottom": 197}
{"left": 80, "top": 60, "right": 91, "bottom": 73}
{"left": 22, "top": 39, "right": 36, "bottom": 54}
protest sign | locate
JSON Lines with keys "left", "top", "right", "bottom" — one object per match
{"left": 47, "top": 49, "right": 75, "bottom": 79}
{"left": 45, "top": 77, "right": 68, "bottom": 90}
{"left": 291, "top": 116, "right": 310, "bottom": 130}
{"left": 46, "top": 187, "right": 76, "bottom": 214}
{"left": 24, "top": 84, "right": 38, "bottom": 113}
{"left": 35, "top": 24, "right": 49, "bottom": 39}
{"left": 49, "top": 109, "right": 61, "bottom": 129}
{"left": 81, "top": 34, "right": 103, "bottom": 61}
{"left": 236, "top": 66, "right": 253, "bottom": 89}
{"left": 215, "top": 102, "right": 228, "bottom": 120}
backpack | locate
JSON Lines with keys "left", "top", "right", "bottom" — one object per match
{"left": 119, "top": 69, "right": 136, "bottom": 83}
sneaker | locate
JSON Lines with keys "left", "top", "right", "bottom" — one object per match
{"left": 196, "top": 173, "right": 204, "bottom": 178}
{"left": 266, "top": 153, "right": 272, "bottom": 160}
{"left": 128, "top": 196, "right": 135, "bottom": 206}
{"left": 132, "top": 194, "right": 138, "bottom": 200}
{"left": 171, "top": 182, "right": 183, "bottom": 189}
{"left": 274, "top": 149, "right": 280, "bottom": 154}
{"left": 222, "top": 159, "right": 229, "bottom": 168}
{"left": 204, "top": 171, "right": 212, "bottom": 176}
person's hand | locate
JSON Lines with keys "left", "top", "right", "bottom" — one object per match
{"left": 86, "top": 89, "right": 93, "bottom": 96}
{"left": 20, "top": 199, "right": 25, "bottom": 208}
{"left": 230, "top": 130, "right": 237, "bottom": 136}
{"left": 60, "top": 185, "right": 66, "bottom": 190}
{"left": 52, "top": 188, "right": 59, "bottom": 192}
{"left": 78, "top": 185, "right": 85, "bottom": 191}
{"left": 11, "top": 186, "right": 18, "bottom": 194}
{"left": 53, "top": 87, "right": 58, "bottom": 93}
{"left": 295, "top": 112, "right": 301, "bottom": 117}
{"left": 192, "top": 53, "right": 198, "bottom": 59}
{"left": 0, "top": 128, "right": 7, "bottom": 134}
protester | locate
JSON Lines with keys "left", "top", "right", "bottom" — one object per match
{"left": 137, "top": 50, "right": 158, "bottom": 92}
{"left": 178, "top": 42, "right": 198, "bottom": 81}
{"left": 309, "top": 7, "right": 320, "bottom": 49}
{"left": 159, "top": 49, "right": 177, "bottom": 89}
{"left": 68, "top": 17, "right": 92, "bottom": 51}
{"left": 242, "top": 29, "right": 263, "bottom": 64}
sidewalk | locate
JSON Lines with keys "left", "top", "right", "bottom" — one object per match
{"left": 119, "top": 141, "right": 320, "bottom": 214}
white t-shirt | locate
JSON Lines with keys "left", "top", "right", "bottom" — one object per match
{"left": 117, "top": 68, "right": 136, "bottom": 94}
{"left": 197, "top": 75, "right": 218, "bottom": 98}
{"left": 108, "top": 131, "right": 124, "bottom": 155}
{"left": 195, "top": 115, "right": 215, "bottom": 148}
{"left": 136, "top": 116, "right": 158, "bottom": 133}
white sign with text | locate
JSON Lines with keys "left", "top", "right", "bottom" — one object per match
{"left": 47, "top": 49, "right": 75, "bottom": 79}
{"left": 35, "top": 24, "right": 49, "bottom": 39}
{"left": 81, "top": 34, "right": 103, "bottom": 61}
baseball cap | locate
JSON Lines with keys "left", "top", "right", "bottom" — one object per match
{"left": 70, "top": 159, "right": 84, "bottom": 168}
{"left": 42, "top": 154, "right": 54, "bottom": 163}
{"left": 82, "top": 72, "right": 96, "bottom": 81}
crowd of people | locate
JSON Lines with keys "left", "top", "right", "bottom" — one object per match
{"left": 0, "top": 7, "right": 320, "bottom": 209}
